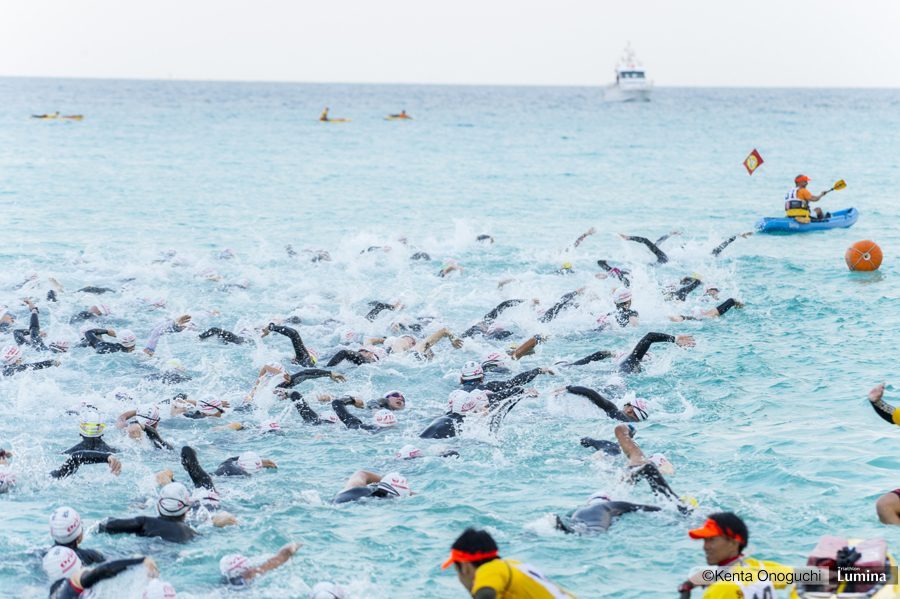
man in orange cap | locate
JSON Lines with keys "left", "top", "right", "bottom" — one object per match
{"left": 442, "top": 528, "right": 576, "bottom": 598}
{"left": 679, "top": 512, "right": 794, "bottom": 598}
{"left": 784, "top": 174, "right": 830, "bottom": 222}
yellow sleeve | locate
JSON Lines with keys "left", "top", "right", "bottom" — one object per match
{"left": 472, "top": 560, "right": 510, "bottom": 596}
{"left": 757, "top": 560, "right": 794, "bottom": 589}
{"left": 893, "top": 407, "right": 900, "bottom": 425}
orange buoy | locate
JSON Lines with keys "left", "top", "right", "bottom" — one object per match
{"left": 845, "top": 240, "right": 883, "bottom": 271}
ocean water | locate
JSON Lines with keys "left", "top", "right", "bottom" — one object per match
{"left": 0, "top": 78, "right": 898, "bottom": 598}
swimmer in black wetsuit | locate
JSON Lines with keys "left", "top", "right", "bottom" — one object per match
{"left": 263, "top": 323, "right": 318, "bottom": 366}
{"left": 332, "top": 470, "right": 411, "bottom": 504}
{"left": 458, "top": 361, "right": 554, "bottom": 392}
{"left": 539, "top": 288, "right": 584, "bottom": 323}
{"left": 77, "top": 286, "right": 115, "bottom": 294}
{"left": 554, "top": 493, "right": 661, "bottom": 534}
{"left": 710, "top": 231, "right": 754, "bottom": 257}
{"left": 460, "top": 299, "right": 523, "bottom": 339}
{"left": 554, "top": 385, "right": 649, "bottom": 422}
{"left": 69, "top": 304, "right": 112, "bottom": 324}
{"left": 1, "top": 344, "right": 59, "bottom": 376}
{"left": 98, "top": 482, "right": 198, "bottom": 543}
{"left": 325, "top": 345, "right": 385, "bottom": 367}
{"left": 115, "top": 405, "right": 173, "bottom": 449}
{"left": 12, "top": 299, "right": 69, "bottom": 353}
{"left": 180, "top": 445, "right": 277, "bottom": 480}
{"left": 619, "top": 233, "right": 673, "bottom": 264}
{"left": 557, "top": 332, "right": 695, "bottom": 374}
{"left": 365, "top": 300, "right": 403, "bottom": 321}
{"left": 51, "top": 412, "right": 123, "bottom": 479}
{"left": 419, "top": 386, "right": 530, "bottom": 439}
{"left": 82, "top": 328, "right": 137, "bottom": 354}
{"left": 48, "top": 506, "right": 106, "bottom": 566}
{"left": 596, "top": 260, "right": 632, "bottom": 288}
{"left": 198, "top": 327, "right": 246, "bottom": 344}
{"left": 43, "top": 546, "right": 156, "bottom": 599}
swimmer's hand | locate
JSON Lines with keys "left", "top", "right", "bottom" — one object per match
{"left": 143, "top": 557, "right": 159, "bottom": 578}
{"left": 52, "top": 360, "right": 61, "bottom": 367}
{"left": 669, "top": 315, "right": 685, "bottom": 322}
{"left": 868, "top": 383, "right": 886, "bottom": 403}
{"left": 675, "top": 335, "right": 695, "bottom": 348}
{"left": 538, "top": 367, "right": 556, "bottom": 375}
{"left": 175, "top": 314, "right": 191, "bottom": 327}
{"left": 329, "top": 373, "right": 346, "bottom": 383}
{"left": 155, "top": 469, "right": 174, "bottom": 486}
{"left": 524, "top": 388, "right": 539, "bottom": 398}
{"left": 316, "top": 393, "right": 334, "bottom": 403}
{"left": 734, "top": 300, "right": 745, "bottom": 309}
{"left": 497, "top": 277, "right": 517, "bottom": 289}
{"left": 107, "top": 456, "right": 122, "bottom": 476}
{"left": 450, "top": 336, "right": 463, "bottom": 349}
{"left": 212, "top": 513, "right": 238, "bottom": 528}
{"left": 550, "top": 387, "right": 569, "bottom": 397}
{"left": 741, "top": 231, "right": 754, "bottom": 238}
{"left": 279, "top": 541, "right": 301, "bottom": 557}
{"left": 106, "top": 328, "right": 117, "bottom": 337}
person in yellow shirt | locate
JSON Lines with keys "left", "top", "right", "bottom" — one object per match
{"left": 784, "top": 174, "right": 831, "bottom": 222}
{"left": 679, "top": 512, "right": 794, "bottom": 598}
{"left": 441, "top": 528, "right": 576, "bottom": 598}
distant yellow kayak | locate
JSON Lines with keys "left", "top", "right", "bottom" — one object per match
{"left": 62, "top": 115, "right": 84, "bottom": 120}
{"left": 321, "top": 118, "right": 351, "bottom": 123}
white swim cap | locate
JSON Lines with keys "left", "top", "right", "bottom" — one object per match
{"left": 1, "top": 345, "right": 22, "bottom": 365}
{"left": 79, "top": 409, "right": 106, "bottom": 438}
{"left": 587, "top": 491, "right": 612, "bottom": 504}
{"left": 157, "top": 482, "right": 193, "bottom": 517}
{"left": 42, "top": 546, "right": 82, "bottom": 581}
{"left": 481, "top": 351, "right": 506, "bottom": 369}
{"left": 143, "top": 579, "right": 177, "bottom": 599}
{"left": 49, "top": 506, "right": 83, "bottom": 544}
{"left": 613, "top": 288, "right": 633, "bottom": 305}
{"left": 361, "top": 345, "right": 386, "bottom": 360}
{"left": 259, "top": 420, "right": 282, "bottom": 433}
{"left": 136, "top": 404, "right": 160, "bottom": 426}
{"left": 379, "top": 472, "right": 411, "bottom": 497}
{"left": 198, "top": 397, "right": 224, "bottom": 415}
{"left": 191, "top": 488, "right": 221, "bottom": 509}
{"left": 49, "top": 340, "right": 70, "bottom": 352}
{"left": 460, "top": 360, "right": 484, "bottom": 381}
{"left": 373, "top": 409, "right": 397, "bottom": 427}
{"left": 395, "top": 444, "right": 423, "bottom": 459}
{"left": 310, "top": 582, "right": 347, "bottom": 599}
{"left": 237, "top": 451, "right": 263, "bottom": 473}
{"left": 96, "top": 304, "right": 111, "bottom": 316}
{"left": 219, "top": 553, "right": 250, "bottom": 579}
{"left": 164, "top": 358, "right": 185, "bottom": 372}
{"left": 117, "top": 329, "right": 137, "bottom": 348}
{"left": 625, "top": 398, "right": 649, "bottom": 421}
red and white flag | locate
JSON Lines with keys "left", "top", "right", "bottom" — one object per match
{"left": 743, "top": 149, "right": 764, "bottom": 175}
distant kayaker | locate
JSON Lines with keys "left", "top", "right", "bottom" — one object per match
{"left": 784, "top": 174, "right": 830, "bottom": 222}
{"left": 389, "top": 110, "right": 412, "bottom": 119}
{"left": 319, "top": 107, "right": 330, "bottom": 122}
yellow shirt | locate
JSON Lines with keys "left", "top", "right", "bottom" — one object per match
{"left": 700, "top": 557, "right": 794, "bottom": 599}
{"left": 472, "top": 559, "right": 576, "bottom": 599}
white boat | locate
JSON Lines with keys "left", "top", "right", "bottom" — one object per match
{"left": 603, "top": 44, "right": 652, "bottom": 102}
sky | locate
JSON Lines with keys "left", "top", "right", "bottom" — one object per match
{"left": 2, "top": 0, "right": 899, "bottom": 87}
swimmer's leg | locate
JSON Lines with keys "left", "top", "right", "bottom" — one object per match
{"left": 180, "top": 446, "right": 216, "bottom": 491}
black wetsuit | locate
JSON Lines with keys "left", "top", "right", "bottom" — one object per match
{"left": 332, "top": 483, "right": 398, "bottom": 504}
{"left": 711, "top": 234, "right": 743, "bottom": 257}
{"left": 326, "top": 349, "right": 369, "bottom": 367}
{"left": 365, "top": 301, "right": 397, "bottom": 321}
{"left": 619, "top": 332, "right": 677, "bottom": 374}
{"left": 49, "top": 557, "right": 145, "bottom": 598}
{"left": 622, "top": 235, "right": 669, "bottom": 264}
{"left": 78, "top": 286, "right": 114, "bottom": 294}
{"left": 410, "top": 251, "right": 431, "bottom": 261}
{"left": 461, "top": 299, "right": 524, "bottom": 338}
{"left": 83, "top": 329, "right": 129, "bottom": 354}
{"left": 52, "top": 436, "right": 118, "bottom": 478}
{"left": 180, "top": 445, "right": 249, "bottom": 489}
{"left": 145, "top": 370, "right": 193, "bottom": 384}
{"left": 596, "top": 260, "right": 632, "bottom": 287}
{"left": 289, "top": 392, "right": 334, "bottom": 425}
{"left": 555, "top": 500, "right": 661, "bottom": 534}
{"left": 70, "top": 311, "right": 100, "bottom": 324}
{"left": 13, "top": 309, "right": 49, "bottom": 351}
{"left": 539, "top": 291, "right": 579, "bottom": 323}
{"left": 461, "top": 368, "right": 544, "bottom": 394}
{"left": 268, "top": 324, "right": 316, "bottom": 366}
{"left": 669, "top": 278, "right": 702, "bottom": 301}
{"left": 679, "top": 298, "right": 738, "bottom": 319}
{"left": 870, "top": 397, "right": 899, "bottom": 426}
{"left": 566, "top": 385, "right": 636, "bottom": 421}
{"left": 2, "top": 359, "right": 56, "bottom": 376}
{"left": 47, "top": 544, "right": 106, "bottom": 566}
{"left": 419, "top": 386, "right": 525, "bottom": 439}
{"left": 99, "top": 515, "right": 196, "bottom": 543}
{"left": 199, "top": 327, "right": 246, "bottom": 344}
{"left": 276, "top": 368, "right": 334, "bottom": 389}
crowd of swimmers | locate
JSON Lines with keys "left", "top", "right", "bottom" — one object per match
{"left": 0, "top": 221, "right": 896, "bottom": 598}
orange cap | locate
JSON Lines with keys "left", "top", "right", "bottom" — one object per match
{"left": 441, "top": 549, "right": 498, "bottom": 570}
{"left": 689, "top": 518, "right": 745, "bottom": 544}
{"left": 794, "top": 174, "right": 810, "bottom": 184}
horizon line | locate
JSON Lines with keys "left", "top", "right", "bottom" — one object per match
{"left": 2, "top": 73, "right": 898, "bottom": 91}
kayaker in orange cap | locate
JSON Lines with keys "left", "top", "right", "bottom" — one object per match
{"left": 784, "top": 174, "right": 831, "bottom": 222}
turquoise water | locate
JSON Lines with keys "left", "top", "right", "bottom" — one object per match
{"left": 1, "top": 78, "right": 899, "bottom": 598}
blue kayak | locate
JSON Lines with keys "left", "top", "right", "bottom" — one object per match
{"left": 755, "top": 207, "right": 859, "bottom": 234}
